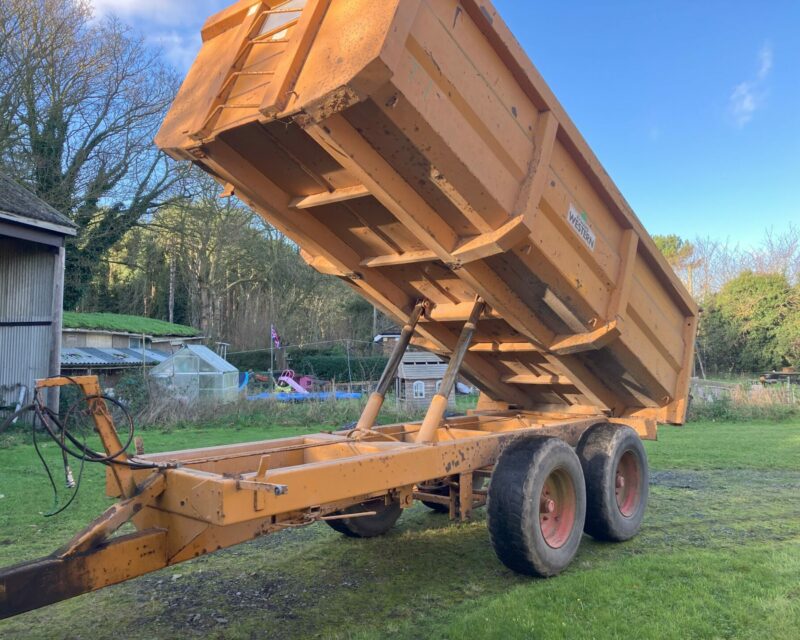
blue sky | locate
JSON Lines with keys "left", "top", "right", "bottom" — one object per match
{"left": 93, "top": 1, "right": 800, "bottom": 246}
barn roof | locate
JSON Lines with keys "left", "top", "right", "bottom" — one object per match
{"left": 396, "top": 351, "right": 449, "bottom": 380}
{"left": 61, "top": 347, "right": 169, "bottom": 369}
{"left": 0, "top": 171, "right": 76, "bottom": 236}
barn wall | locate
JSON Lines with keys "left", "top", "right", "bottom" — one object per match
{"left": 0, "top": 237, "right": 56, "bottom": 408}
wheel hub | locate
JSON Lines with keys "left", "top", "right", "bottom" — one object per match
{"left": 538, "top": 467, "right": 577, "bottom": 549}
{"left": 615, "top": 450, "right": 642, "bottom": 517}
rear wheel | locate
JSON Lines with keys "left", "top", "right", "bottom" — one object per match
{"left": 487, "top": 436, "right": 586, "bottom": 577}
{"left": 326, "top": 498, "right": 402, "bottom": 538}
{"left": 577, "top": 423, "right": 648, "bottom": 541}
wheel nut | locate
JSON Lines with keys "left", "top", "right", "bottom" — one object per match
{"left": 541, "top": 498, "right": 555, "bottom": 514}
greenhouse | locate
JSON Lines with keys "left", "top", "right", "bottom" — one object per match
{"left": 149, "top": 345, "right": 240, "bottom": 404}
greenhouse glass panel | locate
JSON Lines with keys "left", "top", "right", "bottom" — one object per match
{"left": 149, "top": 345, "right": 239, "bottom": 405}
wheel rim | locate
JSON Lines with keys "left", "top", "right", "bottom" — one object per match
{"left": 539, "top": 467, "right": 577, "bottom": 548}
{"left": 615, "top": 450, "right": 642, "bottom": 517}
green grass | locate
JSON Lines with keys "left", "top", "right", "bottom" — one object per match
{"left": 62, "top": 312, "right": 200, "bottom": 336}
{"left": 1, "top": 420, "right": 799, "bottom": 639}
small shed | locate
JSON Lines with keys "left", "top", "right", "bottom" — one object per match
{"left": 149, "top": 345, "right": 240, "bottom": 404}
{"left": 0, "top": 171, "right": 76, "bottom": 413}
{"left": 395, "top": 351, "right": 455, "bottom": 410}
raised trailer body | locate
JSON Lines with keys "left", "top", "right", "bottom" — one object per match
{"left": 158, "top": 0, "right": 697, "bottom": 424}
{"left": 0, "top": 0, "right": 697, "bottom": 620}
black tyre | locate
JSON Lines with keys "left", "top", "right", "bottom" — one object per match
{"left": 418, "top": 476, "right": 486, "bottom": 513}
{"left": 577, "top": 423, "right": 648, "bottom": 542}
{"left": 487, "top": 436, "right": 586, "bottom": 577}
{"left": 326, "top": 498, "right": 402, "bottom": 538}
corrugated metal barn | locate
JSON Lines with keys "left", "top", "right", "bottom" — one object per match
{"left": 0, "top": 171, "right": 76, "bottom": 413}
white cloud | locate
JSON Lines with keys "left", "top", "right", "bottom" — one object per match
{"left": 91, "top": 0, "right": 216, "bottom": 23}
{"left": 150, "top": 30, "right": 202, "bottom": 71}
{"left": 757, "top": 43, "right": 773, "bottom": 80}
{"left": 729, "top": 81, "right": 758, "bottom": 127}
{"left": 728, "top": 42, "right": 773, "bottom": 128}
{"left": 90, "top": 0, "right": 226, "bottom": 71}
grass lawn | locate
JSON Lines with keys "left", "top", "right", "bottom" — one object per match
{"left": 1, "top": 419, "right": 799, "bottom": 639}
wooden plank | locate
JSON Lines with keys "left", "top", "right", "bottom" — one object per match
{"left": 607, "top": 229, "right": 639, "bottom": 321}
{"left": 290, "top": 185, "right": 370, "bottom": 209}
{"left": 260, "top": 0, "right": 331, "bottom": 117}
{"left": 300, "top": 251, "right": 352, "bottom": 277}
{"left": 361, "top": 213, "right": 530, "bottom": 268}
{"left": 360, "top": 249, "right": 438, "bottom": 268}
{"left": 514, "top": 110, "right": 559, "bottom": 223}
{"left": 451, "top": 215, "right": 531, "bottom": 264}
{"left": 550, "top": 320, "right": 620, "bottom": 356}
{"left": 470, "top": 342, "right": 541, "bottom": 353}
{"left": 425, "top": 303, "right": 502, "bottom": 323}
{"left": 502, "top": 374, "right": 572, "bottom": 386}
{"left": 664, "top": 314, "right": 698, "bottom": 424}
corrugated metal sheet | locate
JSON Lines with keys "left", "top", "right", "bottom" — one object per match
{"left": 60, "top": 347, "right": 169, "bottom": 369}
{"left": 0, "top": 237, "right": 54, "bottom": 408}
{"left": 396, "top": 350, "right": 449, "bottom": 380}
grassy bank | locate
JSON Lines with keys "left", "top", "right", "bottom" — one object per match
{"left": 1, "top": 419, "right": 799, "bottom": 638}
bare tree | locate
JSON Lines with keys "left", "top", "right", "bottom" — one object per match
{"left": 0, "top": 0, "right": 33, "bottom": 155}
{"left": 748, "top": 225, "right": 800, "bottom": 284}
{"left": 0, "top": 0, "right": 188, "bottom": 307}
{"left": 688, "top": 227, "right": 800, "bottom": 301}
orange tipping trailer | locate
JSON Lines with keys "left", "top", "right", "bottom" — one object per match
{"left": 0, "top": 0, "right": 697, "bottom": 619}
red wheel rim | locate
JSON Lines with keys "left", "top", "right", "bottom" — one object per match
{"left": 615, "top": 450, "right": 642, "bottom": 517}
{"left": 538, "top": 467, "right": 577, "bottom": 548}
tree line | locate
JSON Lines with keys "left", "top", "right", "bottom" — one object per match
{"left": 654, "top": 230, "right": 800, "bottom": 374}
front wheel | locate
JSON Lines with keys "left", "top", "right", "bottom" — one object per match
{"left": 577, "top": 423, "right": 648, "bottom": 542}
{"left": 326, "top": 498, "right": 402, "bottom": 538}
{"left": 487, "top": 436, "right": 586, "bottom": 577}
